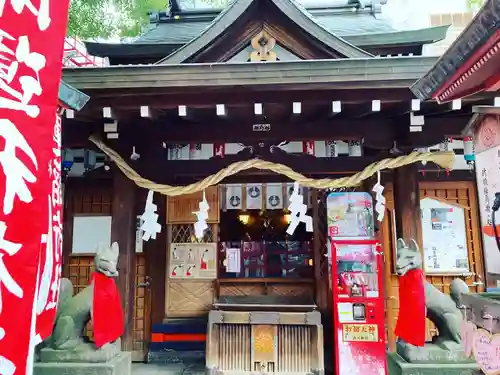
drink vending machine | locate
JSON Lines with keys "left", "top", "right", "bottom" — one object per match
{"left": 327, "top": 192, "right": 387, "bottom": 375}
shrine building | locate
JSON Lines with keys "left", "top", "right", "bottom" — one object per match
{"left": 60, "top": 0, "right": 494, "bottom": 370}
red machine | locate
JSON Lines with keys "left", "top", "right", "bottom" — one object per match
{"left": 327, "top": 192, "right": 387, "bottom": 375}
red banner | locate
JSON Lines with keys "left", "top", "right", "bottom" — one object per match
{"left": 0, "top": 1, "right": 70, "bottom": 374}
{"left": 35, "top": 112, "right": 63, "bottom": 342}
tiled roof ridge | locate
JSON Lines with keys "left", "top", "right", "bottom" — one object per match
{"left": 147, "top": 0, "right": 387, "bottom": 23}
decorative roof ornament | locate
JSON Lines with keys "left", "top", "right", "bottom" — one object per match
{"left": 250, "top": 30, "right": 277, "bottom": 62}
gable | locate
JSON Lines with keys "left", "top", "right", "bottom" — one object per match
{"left": 157, "top": 0, "right": 372, "bottom": 64}
{"left": 229, "top": 35, "right": 302, "bottom": 62}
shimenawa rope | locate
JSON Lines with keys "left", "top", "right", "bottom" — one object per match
{"left": 89, "top": 136, "right": 454, "bottom": 197}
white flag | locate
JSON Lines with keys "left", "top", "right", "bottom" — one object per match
{"left": 225, "top": 184, "right": 242, "bottom": 210}
{"left": 266, "top": 183, "right": 283, "bottom": 209}
{"left": 246, "top": 183, "right": 262, "bottom": 210}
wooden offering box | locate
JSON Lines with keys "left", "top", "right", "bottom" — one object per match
{"left": 461, "top": 293, "right": 500, "bottom": 333}
{"left": 205, "top": 296, "right": 325, "bottom": 375}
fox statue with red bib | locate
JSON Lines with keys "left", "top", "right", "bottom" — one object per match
{"left": 38, "top": 242, "right": 124, "bottom": 363}
{"left": 394, "top": 238, "right": 475, "bottom": 365}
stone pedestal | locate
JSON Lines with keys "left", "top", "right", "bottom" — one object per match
{"left": 387, "top": 353, "right": 480, "bottom": 375}
{"left": 34, "top": 351, "right": 131, "bottom": 375}
{"left": 396, "top": 339, "right": 476, "bottom": 364}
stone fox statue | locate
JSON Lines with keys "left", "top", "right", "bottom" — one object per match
{"left": 48, "top": 242, "right": 121, "bottom": 351}
{"left": 395, "top": 238, "right": 469, "bottom": 345}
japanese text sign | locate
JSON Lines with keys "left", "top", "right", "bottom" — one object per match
{"left": 474, "top": 116, "right": 500, "bottom": 274}
{"left": 0, "top": 1, "right": 70, "bottom": 374}
{"left": 342, "top": 324, "right": 378, "bottom": 342}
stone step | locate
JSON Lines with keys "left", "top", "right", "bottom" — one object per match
{"left": 133, "top": 363, "right": 204, "bottom": 375}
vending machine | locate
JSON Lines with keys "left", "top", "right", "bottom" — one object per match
{"left": 327, "top": 192, "right": 387, "bottom": 375}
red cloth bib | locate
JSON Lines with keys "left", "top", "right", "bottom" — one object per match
{"left": 92, "top": 272, "right": 124, "bottom": 348}
{"left": 395, "top": 268, "right": 426, "bottom": 347}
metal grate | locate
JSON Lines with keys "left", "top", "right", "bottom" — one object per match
{"left": 218, "top": 324, "right": 252, "bottom": 372}
{"left": 171, "top": 223, "right": 216, "bottom": 243}
{"left": 215, "top": 324, "right": 316, "bottom": 373}
{"left": 277, "top": 326, "right": 314, "bottom": 372}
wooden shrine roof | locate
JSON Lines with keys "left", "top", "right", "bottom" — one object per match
{"left": 157, "top": 0, "right": 370, "bottom": 63}
{"left": 62, "top": 56, "right": 437, "bottom": 92}
{"left": 85, "top": 0, "right": 448, "bottom": 64}
{"left": 411, "top": 0, "right": 500, "bottom": 103}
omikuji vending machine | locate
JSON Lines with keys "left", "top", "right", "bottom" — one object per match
{"left": 327, "top": 192, "right": 387, "bottom": 375}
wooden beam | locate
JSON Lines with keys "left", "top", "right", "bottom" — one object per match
{"left": 129, "top": 116, "right": 468, "bottom": 145}
{"left": 63, "top": 115, "right": 470, "bottom": 149}
{"left": 393, "top": 164, "right": 422, "bottom": 247}
{"left": 111, "top": 169, "right": 136, "bottom": 352}
{"left": 135, "top": 155, "right": 375, "bottom": 181}
{"left": 82, "top": 88, "right": 420, "bottom": 109}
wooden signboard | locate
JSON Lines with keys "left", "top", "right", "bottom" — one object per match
{"left": 167, "top": 186, "right": 219, "bottom": 223}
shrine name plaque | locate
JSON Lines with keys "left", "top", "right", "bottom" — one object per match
{"left": 342, "top": 324, "right": 378, "bottom": 342}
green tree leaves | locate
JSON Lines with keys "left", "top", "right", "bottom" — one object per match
{"left": 67, "top": 0, "right": 169, "bottom": 40}
{"left": 467, "top": 0, "right": 485, "bottom": 10}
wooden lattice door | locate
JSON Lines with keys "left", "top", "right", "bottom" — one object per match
{"left": 381, "top": 181, "right": 485, "bottom": 351}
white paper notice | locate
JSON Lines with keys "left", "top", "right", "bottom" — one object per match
{"left": 226, "top": 248, "right": 241, "bottom": 273}
{"left": 338, "top": 302, "right": 354, "bottom": 323}
{"left": 420, "top": 198, "right": 469, "bottom": 274}
{"left": 476, "top": 145, "right": 500, "bottom": 274}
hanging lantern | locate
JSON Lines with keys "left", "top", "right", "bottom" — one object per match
{"left": 83, "top": 149, "right": 97, "bottom": 172}
{"left": 62, "top": 149, "right": 74, "bottom": 177}
{"left": 214, "top": 143, "right": 225, "bottom": 158}
{"left": 439, "top": 138, "right": 453, "bottom": 175}
{"left": 463, "top": 136, "right": 475, "bottom": 166}
{"left": 303, "top": 141, "right": 315, "bottom": 156}
{"left": 438, "top": 138, "right": 451, "bottom": 152}
{"left": 325, "top": 140, "right": 338, "bottom": 157}
{"left": 169, "top": 144, "right": 182, "bottom": 160}
{"left": 348, "top": 140, "right": 363, "bottom": 157}
{"left": 189, "top": 143, "right": 202, "bottom": 160}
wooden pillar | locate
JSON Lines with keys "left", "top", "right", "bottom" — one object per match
{"left": 393, "top": 164, "right": 422, "bottom": 246}
{"left": 146, "top": 195, "right": 167, "bottom": 326}
{"left": 111, "top": 169, "right": 136, "bottom": 351}
{"left": 312, "top": 189, "right": 322, "bottom": 305}
{"left": 312, "top": 189, "right": 330, "bottom": 312}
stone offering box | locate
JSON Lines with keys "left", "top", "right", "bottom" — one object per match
{"left": 205, "top": 295, "right": 324, "bottom": 375}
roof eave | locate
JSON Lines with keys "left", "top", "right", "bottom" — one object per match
{"left": 410, "top": 0, "right": 500, "bottom": 101}
{"left": 62, "top": 56, "right": 437, "bottom": 91}
{"left": 346, "top": 25, "right": 450, "bottom": 48}
{"left": 58, "top": 80, "right": 90, "bottom": 111}
{"left": 83, "top": 25, "right": 445, "bottom": 62}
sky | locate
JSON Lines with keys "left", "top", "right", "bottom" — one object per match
{"left": 383, "top": 0, "right": 469, "bottom": 30}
